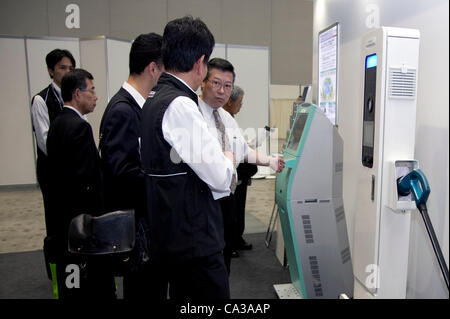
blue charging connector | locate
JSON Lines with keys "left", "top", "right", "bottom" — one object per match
{"left": 397, "top": 168, "right": 430, "bottom": 206}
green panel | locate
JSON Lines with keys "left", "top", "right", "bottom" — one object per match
{"left": 278, "top": 207, "right": 303, "bottom": 296}
{"left": 275, "top": 103, "right": 316, "bottom": 298}
{"left": 275, "top": 156, "right": 294, "bottom": 212}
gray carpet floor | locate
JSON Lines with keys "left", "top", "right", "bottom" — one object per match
{"left": 0, "top": 232, "right": 290, "bottom": 299}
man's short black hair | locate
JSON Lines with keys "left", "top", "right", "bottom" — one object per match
{"left": 45, "top": 49, "right": 76, "bottom": 75}
{"left": 162, "top": 16, "right": 215, "bottom": 73}
{"left": 129, "top": 33, "right": 163, "bottom": 75}
{"left": 61, "top": 69, "right": 93, "bottom": 102}
{"left": 205, "top": 58, "right": 236, "bottom": 83}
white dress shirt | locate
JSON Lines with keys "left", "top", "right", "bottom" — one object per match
{"left": 161, "top": 73, "right": 234, "bottom": 200}
{"left": 30, "top": 82, "right": 63, "bottom": 155}
{"left": 122, "top": 81, "right": 146, "bottom": 108}
{"left": 198, "top": 98, "right": 250, "bottom": 198}
{"left": 122, "top": 81, "right": 146, "bottom": 150}
{"left": 198, "top": 98, "right": 249, "bottom": 165}
{"left": 63, "top": 105, "right": 86, "bottom": 120}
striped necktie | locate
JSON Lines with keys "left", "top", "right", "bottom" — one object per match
{"left": 212, "top": 109, "right": 237, "bottom": 194}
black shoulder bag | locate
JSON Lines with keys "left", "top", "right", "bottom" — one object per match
{"left": 68, "top": 210, "right": 150, "bottom": 276}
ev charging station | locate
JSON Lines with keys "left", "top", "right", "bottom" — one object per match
{"left": 273, "top": 26, "right": 448, "bottom": 299}
{"left": 353, "top": 27, "right": 422, "bottom": 298}
{"left": 275, "top": 103, "right": 354, "bottom": 299}
{"left": 353, "top": 26, "right": 449, "bottom": 299}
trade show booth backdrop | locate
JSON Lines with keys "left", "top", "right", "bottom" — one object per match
{"left": 0, "top": 36, "right": 269, "bottom": 186}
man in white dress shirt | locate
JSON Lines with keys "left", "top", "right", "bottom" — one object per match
{"left": 31, "top": 49, "right": 75, "bottom": 281}
{"left": 199, "top": 57, "right": 285, "bottom": 275}
{"left": 141, "top": 16, "right": 234, "bottom": 300}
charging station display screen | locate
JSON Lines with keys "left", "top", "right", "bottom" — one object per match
{"left": 287, "top": 113, "right": 308, "bottom": 152}
{"left": 362, "top": 53, "right": 377, "bottom": 168}
{"left": 366, "top": 54, "right": 377, "bottom": 69}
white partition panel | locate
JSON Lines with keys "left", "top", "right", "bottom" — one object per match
{"left": 81, "top": 37, "right": 131, "bottom": 146}
{"left": 0, "top": 37, "right": 36, "bottom": 185}
{"left": 25, "top": 37, "right": 81, "bottom": 98}
{"left": 212, "top": 44, "right": 226, "bottom": 59}
{"left": 80, "top": 38, "right": 108, "bottom": 146}
{"left": 106, "top": 38, "right": 132, "bottom": 99}
{"left": 227, "top": 45, "right": 270, "bottom": 154}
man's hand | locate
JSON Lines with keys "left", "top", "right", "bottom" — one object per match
{"left": 269, "top": 156, "right": 285, "bottom": 173}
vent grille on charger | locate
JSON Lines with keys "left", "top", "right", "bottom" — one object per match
{"left": 389, "top": 67, "right": 417, "bottom": 99}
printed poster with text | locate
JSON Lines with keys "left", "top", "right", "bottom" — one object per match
{"left": 318, "top": 24, "right": 338, "bottom": 125}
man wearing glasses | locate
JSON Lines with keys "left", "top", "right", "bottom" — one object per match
{"left": 199, "top": 58, "right": 285, "bottom": 275}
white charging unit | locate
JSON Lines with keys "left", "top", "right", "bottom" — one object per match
{"left": 353, "top": 27, "right": 420, "bottom": 299}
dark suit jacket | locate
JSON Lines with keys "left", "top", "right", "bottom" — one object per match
{"left": 46, "top": 107, "right": 104, "bottom": 246}
{"left": 99, "top": 87, "right": 145, "bottom": 214}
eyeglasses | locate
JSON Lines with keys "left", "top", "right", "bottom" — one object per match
{"left": 207, "top": 79, "right": 233, "bottom": 92}
{"left": 80, "top": 88, "right": 96, "bottom": 95}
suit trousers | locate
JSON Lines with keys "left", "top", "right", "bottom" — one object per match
{"left": 233, "top": 179, "right": 249, "bottom": 245}
{"left": 168, "top": 252, "right": 230, "bottom": 300}
{"left": 219, "top": 194, "right": 237, "bottom": 275}
{"left": 144, "top": 252, "right": 229, "bottom": 300}
{"left": 123, "top": 261, "right": 168, "bottom": 300}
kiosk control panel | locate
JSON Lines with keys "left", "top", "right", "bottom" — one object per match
{"left": 275, "top": 103, "right": 354, "bottom": 299}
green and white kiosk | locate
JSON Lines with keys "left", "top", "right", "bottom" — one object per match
{"left": 275, "top": 102, "right": 354, "bottom": 298}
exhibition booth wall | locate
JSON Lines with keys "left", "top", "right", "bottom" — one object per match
{"left": 0, "top": 36, "right": 270, "bottom": 187}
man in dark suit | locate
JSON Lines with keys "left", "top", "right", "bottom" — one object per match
{"left": 46, "top": 68, "right": 116, "bottom": 299}
{"left": 99, "top": 33, "right": 163, "bottom": 214}
{"left": 99, "top": 33, "right": 163, "bottom": 299}
{"left": 222, "top": 86, "right": 257, "bottom": 252}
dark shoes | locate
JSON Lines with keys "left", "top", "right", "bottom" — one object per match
{"left": 230, "top": 238, "right": 253, "bottom": 258}
{"left": 235, "top": 239, "right": 253, "bottom": 251}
